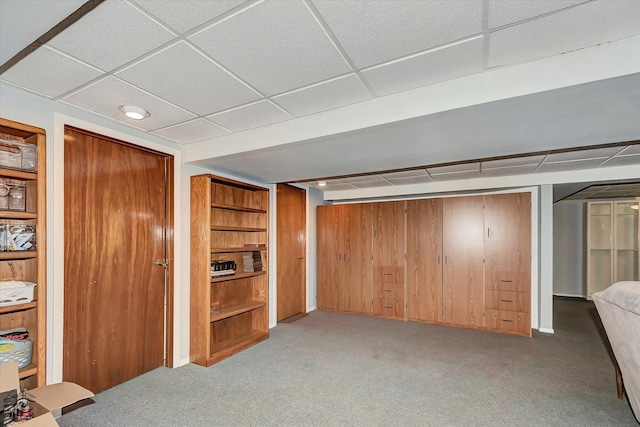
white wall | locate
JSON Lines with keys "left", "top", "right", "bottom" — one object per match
{"left": 553, "top": 200, "right": 586, "bottom": 297}
{"left": 306, "top": 187, "right": 325, "bottom": 311}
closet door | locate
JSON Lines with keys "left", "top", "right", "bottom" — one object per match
{"left": 317, "top": 204, "right": 342, "bottom": 310}
{"left": 344, "top": 203, "right": 374, "bottom": 314}
{"left": 484, "top": 193, "right": 531, "bottom": 336}
{"left": 372, "top": 201, "right": 405, "bottom": 319}
{"left": 406, "top": 198, "right": 443, "bottom": 323}
{"left": 442, "top": 196, "right": 484, "bottom": 327}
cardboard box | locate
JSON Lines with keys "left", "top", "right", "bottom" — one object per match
{"left": 0, "top": 362, "right": 94, "bottom": 426}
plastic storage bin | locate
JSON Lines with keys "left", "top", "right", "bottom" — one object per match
{"left": 0, "top": 281, "right": 36, "bottom": 307}
{"left": 0, "top": 139, "right": 37, "bottom": 172}
{"left": 0, "top": 338, "right": 33, "bottom": 368}
{"left": 0, "top": 224, "right": 36, "bottom": 251}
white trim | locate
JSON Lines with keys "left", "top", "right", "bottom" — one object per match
{"left": 51, "top": 113, "right": 183, "bottom": 383}
{"left": 307, "top": 306, "right": 317, "bottom": 312}
{"left": 530, "top": 187, "right": 540, "bottom": 330}
{"left": 539, "top": 328, "right": 555, "bottom": 334}
{"left": 269, "top": 185, "right": 277, "bottom": 329}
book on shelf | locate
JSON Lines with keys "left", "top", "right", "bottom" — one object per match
{"left": 242, "top": 251, "right": 263, "bottom": 272}
{"left": 210, "top": 259, "right": 236, "bottom": 271}
{"left": 211, "top": 269, "right": 235, "bottom": 278}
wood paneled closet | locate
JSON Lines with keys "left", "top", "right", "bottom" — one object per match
{"left": 317, "top": 192, "right": 531, "bottom": 337}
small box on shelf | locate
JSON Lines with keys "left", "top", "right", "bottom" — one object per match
{"left": 0, "top": 135, "right": 37, "bottom": 172}
{"left": 0, "top": 223, "right": 36, "bottom": 252}
{"left": 0, "top": 179, "right": 26, "bottom": 211}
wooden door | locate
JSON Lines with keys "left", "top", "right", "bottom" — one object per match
{"left": 372, "top": 201, "right": 405, "bottom": 318}
{"left": 442, "top": 196, "right": 484, "bottom": 327}
{"left": 406, "top": 198, "right": 443, "bottom": 323}
{"left": 344, "top": 203, "right": 373, "bottom": 314}
{"left": 277, "top": 184, "right": 306, "bottom": 321}
{"left": 317, "top": 204, "right": 340, "bottom": 310}
{"left": 63, "top": 127, "right": 167, "bottom": 393}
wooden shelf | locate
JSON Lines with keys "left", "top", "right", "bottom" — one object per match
{"left": 210, "top": 270, "right": 266, "bottom": 283}
{"left": 210, "top": 245, "right": 266, "bottom": 253}
{"left": 0, "top": 211, "right": 37, "bottom": 219}
{"left": 0, "top": 300, "right": 37, "bottom": 314}
{"left": 0, "top": 168, "right": 37, "bottom": 181}
{"left": 0, "top": 251, "right": 38, "bottom": 260}
{"left": 206, "top": 330, "right": 268, "bottom": 366}
{"left": 210, "top": 301, "right": 266, "bottom": 322}
{"left": 210, "top": 203, "right": 266, "bottom": 214}
{"left": 19, "top": 364, "right": 38, "bottom": 379}
{"left": 211, "top": 225, "right": 266, "bottom": 232}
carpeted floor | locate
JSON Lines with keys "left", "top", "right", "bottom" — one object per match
{"left": 58, "top": 297, "right": 638, "bottom": 426}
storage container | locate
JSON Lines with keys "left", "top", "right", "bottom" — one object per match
{"left": 0, "top": 138, "right": 37, "bottom": 172}
{"left": 0, "top": 282, "right": 36, "bottom": 307}
{"left": 0, "top": 338, "right": 33, "bottom": 368}
{"left": 0, "top": 224, "right": 36, "bottom": 251}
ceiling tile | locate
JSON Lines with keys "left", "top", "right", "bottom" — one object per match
{"left": 386, "top": 176, "right": 433, "bottom": 185}
{"left": 47, "top": 1, "right": 174, "bottom": 71}
{"left": 481, "top": 164, "right": 539, "bottom": 177}
{"left": 380, "top": 170, "right": 429, "bottom": 179}
{"left": 272, "top": 75, "right": 371, "bottom": 117}
{"left": 363, "top": 37, "right": 484, "bottom": 97}
{"left": 428, "top": 163, "right": 480, "bottom": 175}
{"left": 481, "top": 155, "right": 546, "bottom": 169}
{"left": 334, "top": 175, "right": 386, "bottom": 184}
{"left": 429, "top": 170, "right": 483, "bottom": 181}
{"left": 618, "top": 145, "right": 640, "bottom": 156}
{"left": 600, "top": 154, "right": 640, "bottom": 168}
{"left": 545, "top": 146, "right": 624, "bottom": 162}
{"left": 62, "top": 76, "right": 196, "bottom": 131}
{"left": 319, "top": 183, "right": 357, "bottom": 191}
{"left": 189, "top": 0, "right": 350, "bottom": 95}
{"left": 350, "top": 180, "right": 392, "bottom": 189}
{"left": 117, "top": 42, "right": 260, "bottom": 115}
{"left": 536, "top": 158, "right": 604, "bottom": 173}
{"left": 489, "top": 1, "right": 640, "bottom": 68}
{"left": 131, "top": 0, "right": 245, "bottom": 33}
{"left": 488, "top": 0, "right": 587, "bottom": 29}
{"left": 207, "top": 101, "right": 291, "bottom": 132}
{"left": 1, "top": 46, "right": 102, "bottom": 98}
{"left": 313, "top": 0, "right": 483, "bottom": 68}
{"left": 152, "top": 118, "right": 230, "bottom": 144}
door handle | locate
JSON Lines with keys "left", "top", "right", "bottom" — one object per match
{"left": 153, "top": 259, "right": 168, "bottom": 267}
{"left": 298, "top": 256, "right": 304, "bottom": 259}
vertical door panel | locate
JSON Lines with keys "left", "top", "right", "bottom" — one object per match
{"left": 406, "top": 198, "right": 443, "bottom": 323}
{"left": 63, "top": 128, "right": 166, "bottom": 393}
{"left": 277, "top": 184, "right": 306, "bottom": 321}
{"left": 442, "top": 196, "right": 484, "bottom": 327}
{"left": 345, "top": 204, "right": 373, "bottom": 314}
{"left": 317, "top": 205, "right": 338, "bottom": 310}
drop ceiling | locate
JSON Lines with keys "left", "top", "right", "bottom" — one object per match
{"left": 1, "top": 0, "right": 640, "bottom": 186}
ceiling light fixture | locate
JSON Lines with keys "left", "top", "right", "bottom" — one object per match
{"left": 119, "top": 105, "right": 150, "bottom": 120}
{"left": 631, "top": 204, "right": 639, "bottom": 210}
{"left": 318, "top": 181, "right": 327, "bottom": 187}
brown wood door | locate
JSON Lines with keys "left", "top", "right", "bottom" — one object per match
{"left": 484, "top": 193, "right": 531, "bottom": 276}
{"left": 442, "top": 196, "right": 484, "bottom": 327}
{"left": 406, "top": 198, "right": 443, "bottom": 323}
{"left": 317, "top": 204, "right": 339, "bottom": 310}
{"left": 344, "top": 203, "right": 373, "bottom": 314}
{"left": 63, "top": 127, "right": 167, "bottom": 393}
{"left": 373, "top": 201, "right": 405, "bottom": 317}
{"left": 277, "top": 184, "right": 306, "bottom": 321}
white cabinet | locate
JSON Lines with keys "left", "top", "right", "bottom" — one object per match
{"left": 587, "top": 199, "right": 639, "bottom": 298}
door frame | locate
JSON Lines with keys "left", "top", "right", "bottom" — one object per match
{"left": 52, "top": 114, "right": 182, "bottom": 383}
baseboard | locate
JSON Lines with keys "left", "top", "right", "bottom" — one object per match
{"left": 539, "top": 327, "right": 555, "bottom": 334}
{"left": 553, "top": 293, "right": 586, "bottom": 298}
{"left": 176, "top": 357, "right": 191, "bottom": 368}
{"left": 307, "top": 306, "right": 317, "bottom": 312}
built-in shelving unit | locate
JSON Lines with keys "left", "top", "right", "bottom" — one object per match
{"left": 0, "top": 118, "right": 46, "bottom": 388}
{"left": 190, "top": 174, "right": 269, "bottom": 366}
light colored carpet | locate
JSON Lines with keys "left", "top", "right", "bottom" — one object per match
{"left": 58, "top": 298, "right": 638, "bottom": 426}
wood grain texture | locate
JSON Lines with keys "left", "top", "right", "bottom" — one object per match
{"left": 484, "top": 193, "right": 531, "bottom": 273}
{"left": 0, "top": 118, "right": 46, "bottom": 387}
{"left": 276, "top": 184, "right": 306, "bottom": 321}
{"left": 316, "top": 205, "right": 337, "bottom": 310}
{"left": 442, "top": 196, "right": 484, "bottom": 327}
{"left": 485, "top": 290, "right": 530, "bottom": 313}
{"left": 373, "top": 297, "right": 404, "bottom": 319}
{"left": 63, "top": 128, "right": 166, "bottom": 393}
{"left": 406, "top": 198, "right": 443, "bottom": 323}
{"left": 484, "top": 309, "right": 531, "bottom": 336}
{"left": 345, "top": 204, "right": 373, "bottom": 314}
{"left": 191, "top": 174, "right": 269, "bottom": 366}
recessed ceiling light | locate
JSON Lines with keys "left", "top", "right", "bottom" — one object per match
{"left": 119, "top": 105, "right": 150, "bottom": 120}
{"left": 318, "top": 181, "right": 327, "bottom": 187}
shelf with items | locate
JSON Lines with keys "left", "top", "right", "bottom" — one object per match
{"left": 0, "top": 118, "right": 46, "bottom": 388}
{"left": 191, "top": 173, "right": 269, "bottom": 367}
